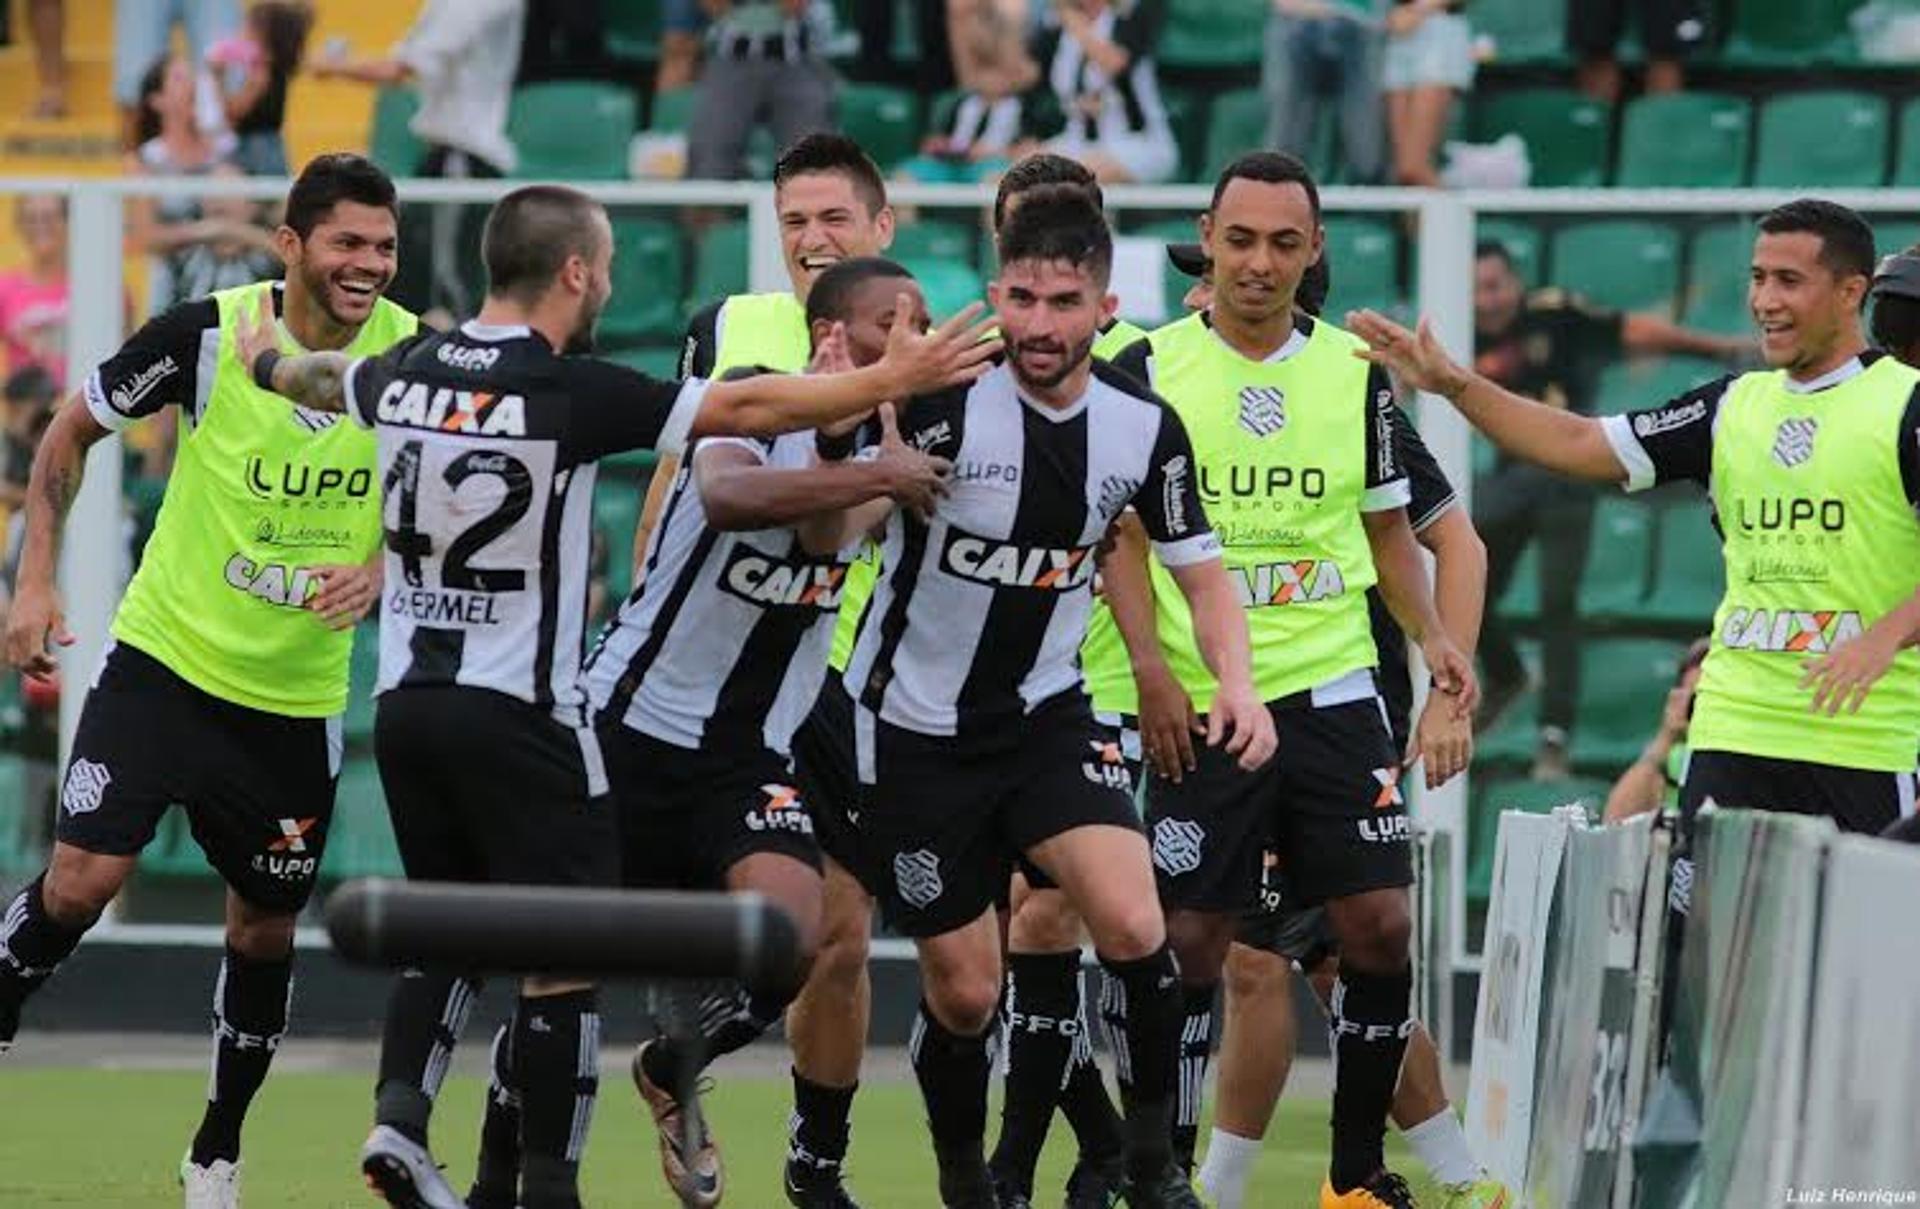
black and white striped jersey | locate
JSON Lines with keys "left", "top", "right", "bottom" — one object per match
{"left": 845, "top": 360, "right": 1219, "bottom": 738}
{"left": 583, "top": 431, "right": 856, "bottom": 756}
{"left": 342, "top": 321, "right": 709, "bottom": 724}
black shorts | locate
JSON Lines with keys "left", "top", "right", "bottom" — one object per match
{"left": 599, "top": 722, "right": 822, "bottom": 890}
{"left": 793, "top": 671, "right": 880, "bottom": 894}
{"left": 857, "top": 691, "right": 1142, "bottom": 938}
{"left": 375, "top": 687, "right": 618, "bottom": 889}
{"left": 1567, "top": 0, "right": 1707, "bottom": 58}
{"left": 1235, "top": 851, "right": 1339, "bottom": 972}
{"left": 58, "top": 641, "right": 340, "bottom": 913}
{"left": 1015, "top": 711, "right": 1140, "bottom": 897}
{"left": 1146, "top": 695, "right": 1412, "bottom": 913}
{"left": 1676, "top": 750, "right": 1916, "bottom": 840}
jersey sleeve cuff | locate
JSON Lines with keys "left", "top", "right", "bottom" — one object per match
{"left": 1360, "top": 477, "right": 1413, "bottom": 513}
{"left": 81, "top": 370, "right": 132, "bottom": 432}
{"left": 1601, "top": 414, "right": 1657, "bottom": 493}
{"left": 657, "top": 378, "right": 709, "bottom": 457}
{"left": 1410, "top": 492, "right": 1458, "bottom": 534}
{"left": 698, "top": 434, "right": 771, "bottom": 462}
{"left": 1153, "top": 531, "right": 1222, "bottom": 568}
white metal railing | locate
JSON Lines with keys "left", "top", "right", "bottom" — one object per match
{"left": 14, "top": 175, "right": 1920, "bottom": 968}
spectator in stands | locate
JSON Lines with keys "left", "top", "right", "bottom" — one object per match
{"left": 165, "top": 164, "right": 279, "bottom": 307}
{"left": 23, "top": 0, "right": 65, "bottom": 119}
{"left": 896, "top": 0, "right": 1045, "bottom": 183}
{"left": 114, "top": 0, "right": 241, "bottom": 150}
{"left": 1023, "top": 0, "right": 1176, "bottom": 184}
{"left": 207, "top": 0, "right": 313, "bottom": 177}
{"left": 1382, "top": 0, "right": 1472, "bottom": 188}
{"left": 686, "top": 1, "right": 837, "bottom": 181}
{"left": 0, "top": 195, "right": 69, "bottom": 388}
{"left": 1603, "top": 638, "right": 1707, "bottom": 822}
{"left": 127, "top": 53, "right": 246, "bottom": 314}
{"left": 852, "top": 0, "right": 950, "bottom": 87}
{"left": 656, "top": 0, "right": 708, "bottom": 93}
{"left": 315, "top": 0, "right": 525, "bottom": 315}
{"left": 1473, "top": 240, "right": 1748, "bottom": 780}
{"left": 519, "top": 0, "right": 608, "bottom": 81}
{"left": 0, "top": 366, "right": 56, "bottom": 522}
{"left": 1570, "top": 0, "right": 1706, "bottom": 104}
{"left": 1263, "top": 0, "right": 1386, "bottom": 186}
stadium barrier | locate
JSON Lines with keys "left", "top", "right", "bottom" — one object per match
{"left": 1471, "top": 804, "right": 1920, "bottom": 1208}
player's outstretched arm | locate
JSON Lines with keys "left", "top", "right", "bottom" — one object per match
{"left": 4, "top": 401, "right": 110, "bottom": 680}
{"left": 689, "top": 300, "right": 1000, "bottom": 439}
{"left": 1366, "top": 507, "right": 1479, "bottom": 722}
{"left": 1165, "top": 558, "right": 1277, "bottom": 772}
{"left": 235, "top": 294, "right": 356, "bottom": 413}
{"left": 1347, "top": 309, "right": 1630, "bottom": 484}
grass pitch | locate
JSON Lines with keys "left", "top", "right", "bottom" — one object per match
{"left": 0, "top": 1067, "right": 1438, "bottom": 1207}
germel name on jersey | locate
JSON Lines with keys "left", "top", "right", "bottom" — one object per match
{"left": 375, "top": 377, "right": 528, "bottom": 436}
{"left": 941, "top": 526, "right": 1097, "bottom": 591}
{"left": 389, "top": 586, "right": 505, "bottom": 626}
{"left": 720, "top": 545, "right": 847, "bottom": 612}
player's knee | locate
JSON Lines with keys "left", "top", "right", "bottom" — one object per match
{"left": 926, "top": 969, "right": 1001, "bottom": 1036}
{"left": 1165, "top": 909, "right": 1233, "bottom": 982}
{"left": 1223, "top": 943, "right": 1290, "bottom": 1007}
{"left": 1010, "top": 888, "right": 1081, "bottom": 952}
{"left": 809, "top": 914, "right": 870, "bottom": 993}
{"left": 40, "top": 854, "right": 121, "bottom": 926}
{"left": 1331, "top": 892, "right": 1412, "bottom": 970}
{"left": 226, "top": 910, "right": 296, "bottom": 960}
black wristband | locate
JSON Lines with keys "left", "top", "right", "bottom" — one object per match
{"left": 815, "top": 428, "right": 858, "bottom": 461}
{"left": 251, "top": 348, "right": 283, "bottom": 393}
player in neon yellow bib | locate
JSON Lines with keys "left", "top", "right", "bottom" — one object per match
{"left": 0, "top": 155, "right": 415, "bottom": 1203}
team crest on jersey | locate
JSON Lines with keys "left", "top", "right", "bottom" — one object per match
{"left": 1237, "top": 386, "right": 1287, "bottom": 437}
{"left": 894, "top": 849, "right": 944, "bottom": 909}
{"left": 1151, "top": 818, "right": 1205, "bottom": 877}
{"left": 375, "top": 378, "right": 528, "bottom": 436}
{"left": 720, "top": 546, "right": 847, "bottom": 611}
{"left": 1772, "top": 417, "right": 1817, "bottom": 467}
{"left": 62, "top": 758, "right": 111, "bottom": 817}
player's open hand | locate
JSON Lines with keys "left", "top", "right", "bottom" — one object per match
{"left": 1206, "top": 681, "right": 1278, "bottom": 773}
{"left": 6, "top": 576, "right": 72, "bottom": 682}
{"left": 1137, "top": 660, "right": 1200, "bottom": 781}
{"left": 1407, "top": 687, "right": 1473, "bottom": 791}
{"left": 307, "top": 560, "right": 383, "bottom": 630}
{"left": 1347, "top": 311, "right": 1469, "bottom": 399}
{"left": 880, "top": 298, "right": 1002, "bottom": 396}
{"left": 873, "top": 402, "right": 951, "bottom": 522}
{"left": 234, "top": 293, "right": 279, "bottom": 390}
{"left": 1422, "top": 634, "right": 1479, "bottom": 720}
{"left": 1802, "top": 619, "right": 1904, "bottom": 715}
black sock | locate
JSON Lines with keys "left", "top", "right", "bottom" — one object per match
{"left": 512, "top": 989, "right": 600, "bottom": 1207}
{"left": 0, "top": 874, "right": 88, "bottom": 1030}
{"left": 190, "top": 946, "right": 293, "bottom": 1164}
{"left": 1328, "top": 966, "right": 1413, "bottom": 1193}
{"left": 990, "top": 950, "right": 1080, "bottom": 1192}
{"left": 640, "top": 982, "right": 788, "bottom": 1092}
{"left": 1173, "top": 982, "right": 1216, "bottom": 1174}
{"left": 789, "top": 1068, "right": 857, "bottom": 1172}
{"left": 471, "top": 1021, "right": 521, "bottom": 1201}
{"left": 1058, "top": 1053, "right": 1124, "bottom": 1163}
{"left": 1100, "top": 944, "right": 1183, "bottom": 1179}
{"left": 373, "top": 970, "right": 481, "bottom": 1145}
{"left": 910, "top": 1000, "right": 992, "bottom": 1153}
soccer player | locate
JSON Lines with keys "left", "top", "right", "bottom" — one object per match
{"left": 843, "top": 183, "right": 1276, "bottom": 1209}
{"left": 1157, "top": 241, "right": 1507, "bottom": 1209}
{"left": 0, "top": 154, "right": 413, "bottom": 1209}
{"left": 584, "top": 257, "right": 949, "bottom": 1209}
{"left": 239, "top": 183, "right": 998, "bottom": 1209}
{"left": 1108, "top": 151, "right": 1476, "bottom": 1209}
{"left": 1350, "top": 199, "right": 1920, "bottom": 906}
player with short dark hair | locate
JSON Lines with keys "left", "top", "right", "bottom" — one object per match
{"left": 1871, "top": 243, "right": 1920, "bottom": 366}
{"left": 241, "top": 182, "right": 998, "bottom": 1209}
{"left": 841, "top": 183, "right": 1274, "bottom": 1209}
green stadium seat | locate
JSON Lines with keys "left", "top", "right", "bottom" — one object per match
{"left": 1161, "top": 86, "right": 1208, "bottom": 184}
{"left": 1876, "top": 219, "right": 1920, "bottom": 258}
{"left": 1896, "top": 99, "right": 1920, "bottom": 187}
{"left": 1594, "top": 355, "right": 1724, "bottom": 420}
{"left": 344, "top": 622, "right": 379, "bottom": 746}
{"left": 836, "top": 84, "right": 921, "bottom": 173}
{"left": 1723, "top": 0, "right": 1855, "bottom": 65}
{"left": 1473, "top": 88, "right": 1612, "bottom": 188}
{"left": 1203, "top": 89, "right": 1269, "bottom": 183}
{"left": 1467, "top": 774, "right": 1614, "bottom": 905}
{"left": 1478, "top": 218, "right": 1543, "bottom": 287}
{"left": 1492, "top": 540, "right": 1540, "bottom": 623}
{"left": 1570, "top": 639, "right": 1687, "bottom": 770}
{"left": 601, "top": 218, "right": 686, "bottom": 346}
{"left": 1641, "top": 499, "right": 1725, "bottom": 625}
{"left": 0, "top": 752, "right": 35, "bottom": 877}
{"left": 595, "top": 476, "right": 645, "bottom": 606}
{"left": 509, "top": 82, "right": 638, "bottom": 180}
{"left": 1470, "top": 0, "right": 1569, "bottom": 64}
{"left": 369, "top": 86, "right": 424, "bottom": 176}
{"left": 899, "top": 259, "right": 985, "bottom": 322}
{"left": 1578, "top": 496, "right": 1657, "bottom": 622}
{"left": 1753, "top": 91, "right": 1890, "bottom": 189}
{"left": 1550, "top": 220, "right": 1682, "bottom": 316}
{"left": 1161, "top": 0, "right": 1266, "bottom": 68}
{"left": 328, "top": 757, "right": 403, "bottom": 880}
{"left": 605, "top": 0, "right": 661, "bottom": 61}
{"left": 1320, "top": 217, "right": 1401, "bottom": 316}
{"left": 890, "top": 219, "right": 977, "bottom": 268}
{"left": 1682, "top": 221, "right": 1755, "bottom": 335}
{"left": 610, "top": 346, "right": 683, "bottom": 379}
{"left": 1475, "top": 641, "right": 1540, "bottom": 767}
{"left": 649, "top": 86, "right": 695, "bottom": 133}
{"left": 689, "top": 221, "right": 750, "bottom": 313}
{"left": 1615, "top": 93, "right": 1752, "bottom": 188}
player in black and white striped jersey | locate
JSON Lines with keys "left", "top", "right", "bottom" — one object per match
{"left": 580, "top": 258, "right": 950, "bottom": 1209}
{"left": 239, "top": 186, "right": 998, "bottom": 1209}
